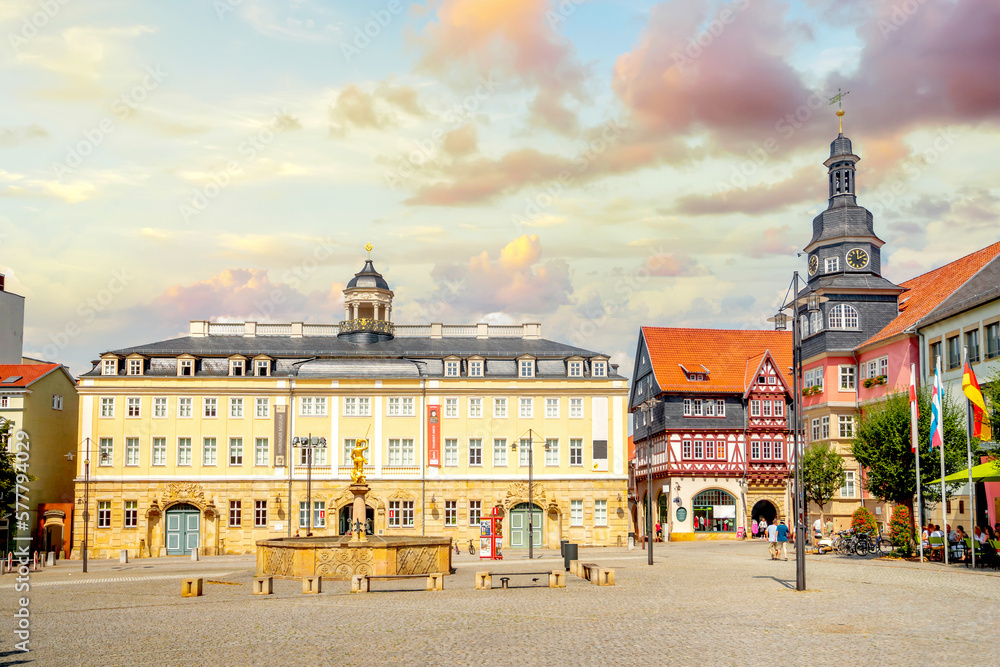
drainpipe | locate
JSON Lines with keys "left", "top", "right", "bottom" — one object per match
{"left": 288, "top": 381, "right": 296, "bottom": 537}
{"left": 421, "top": 378, "right": 427, "bottom": 537}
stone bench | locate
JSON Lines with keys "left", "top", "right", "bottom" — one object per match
{"left": 475, "top": 570, "right": 565, "bottom": 589}
{"left": 352, "top": 572, "right": 445, "bottom": 593}
{"left": 595, "top": 568, "right": 615, "bottom": 586}
{"left": 302, "top": 575, "right": 322, "bottom": 594}
{"left": 181, "top": 578, "right": 203, "bottom": 597}
{"left": 253, "top": 576, "right": 273, "bottom": 595}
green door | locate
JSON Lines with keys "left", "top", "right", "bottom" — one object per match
{"left": 509, "top": 503, "right": 542, "bottom": 548}
{"left": 165, "top": 504, "right": 200, "bottom": 555}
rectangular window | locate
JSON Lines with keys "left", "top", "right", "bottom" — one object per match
{"left": 299, "top": 502, "right": 309, "bottom": 528}
{"left": 493, "top": 438, "right": 508, "bottom": 466}
{"left": 545, "top": 398, "right": 559, "bottom": 418}
{"left": 821, "top": 416, "right": 830, "bottom": 439}
{"left": 468, "top": 397, "right": 482, "bottom": 418}
{"left": 594, "top": 500, "right": 607, "bottom": 526}
{"left": 300, "top": 397, "right": 314, "bottom": 416}
{"left": 825, "top": 256, "right": 840, "bottom": 273}
{"left": 444, "top": 500, "right": 457, "bottom": 526}
{"left": 203, "top": 398, "right": 217, "bottom": 418}
{"left": 255, "top": 500, "right": 267, "bottom": 527}
{"left": 716, "top": 399, "right": 725, "bottom": 416}
{"left": 568, "top": 361, "right": 583, "bottom": 377}
{"left": 493, "top": 397, "right": 507, "bottom": 418}
{"left": 468, "top": 439, "right": 482, "bottom": 466}
{"left": 400, "top": 501, "right": 414, "bottom": 527}
{"left": 693, "top": 440, "right": 703, "bottom": 458}
{"left": 445, "top": 360, "right": 460, "bottom": 377}
{"left": 314, "top": 397, "right": 328, "bottom": 416}
{"left": 569, "top": 398, "right": 583, "bottom": 419}
{"left": 966, "top": 329, "right": 980, "bottom": 363}
{"left": 255, "top": 359, "right": 270, "bottom": 376}
{"left": 750, "top": 400, "right": 760, "bottom": 417}
{"left": 519, "top": 397, "right": 533, "bottom": 418}
{"left": 519, "top": 439, "right": 531, "bottom": 467}
{"left": 229, "top": 438, "right": 243, "bottom": 466}
{"left": 839, "top": 415, "right": 854, "bottom": 438}
{"left": 866, "top": 360, "right": 877, "bottom": 380}
{"left": 716, "top": 440, "right": 726, "bottom": 459}
{"left": 683, "top": 440, "right": 692, "bottom": 459}
{"left": 98, "top": 438, "right": 113, "bottom": 466}
{"left": 229, "top": 500, "right": 242, "bottom": 527}
{"left": 342, "top": 439, "right": 355, "bottom": 465}
{"left": 102, "top": 359, "right": 117, "bottom": 376}
{"left": 178, "top": 397, "right": 192, "bottom": 418}
{"left": 230, "top": 359, "right": 244, "bottom": 376}
{"left": 773, "top": 400, "right": 783, "bottom": 417}
{"left": 152, "top": 438, "right": 166, "bottom": 466}
{"left": 98, "top": 501, "right": 111, "bottom": 528}
{"left": 177, "top": 437, "right": 192, "bottom": 466}
{"left": 388, "top": 397, "right": 415, "bottom": 417}
{"left": 444, "top": 397, "right": 458, "bottom": 418}
{"left": 545, "top": 438, "right": 559, "bottom": 466}
{"left": 388, "top": 439, "right": 402, "bottom": 466}
{"left": 178, "top": 359, "right": 193, "bottom": 376}
{"left": 593, "top": 361, "right": 607, "bottom": 377}
{"left": 930, "top": 341, "right": 942, "bottom": 367}
{"left": 153, "top": 397, "right": 168, "bottom": 418}
{"left": 705, "top": 439, "right": 714, "bottom": 460}
{"left": 126, "top": 397, "right": 141, "bottom": 418}
{"left": 469, "top": 360, "right": 483, "bottom": 377}
{"left": 947, "top": 335, "right": 961, "bottom": 369}
{"left": 762, "top": 401, "right": 772, "bottom": 417}
{"left": 986, "top": 323, "right": 1000, "bottom": 359}
{"left": 878, "top": 356, "right": 888, "bottom": 378}
{"left": 469, "top": 500, "right": 482, "bottom": 525}
{"left": 313, "top": 501, "right": 326, "bottom": 528}
{"left": 762, "top": 440, "right": 772, "bottom": 459}
{"left": 683, "top": 399, "right": 692, "bottom": 416}
{"left": 230, "top": 397, "right": 243, "bottom": 418}
{"left": 840, "top": 365, "right": 855, "bottom": 391}
{"left": 344, "top": 397, "right": 357, "bottom": 416}
{"left": 570, "top": 500, "right": 583, "bottom": 526}
{"left": 773, "top": 440, "right": 783, "bottom": 460}
{"left": 0, "top": 396, "right": 6, "bottom": 408}
{"left": 520, "top": 359, "right": 534, "bottom": 377}
{"left": 255, "top": 438, "right": 269, "bottom": 466}
{"left": 125, "top": 438, "right": 139, "bottom": 466}
{"left": 255, "top": 397, "right": 270, "bottom": 418}
{"left": 202, "top": 437, "right": 217, "bottom": 466}
{"left": 124, "top": 500, "right": 137, "bottom": 528}
{"left": 811, "top": 419, "right": 820, "bottom": 442}
{"left": 99, "top": 396, "right": 113, "bottom": 417}
{"left": 692, "top": 399, "right": 703, "bottom": 416}
{"left": 841, "top": 471, "right": 856, "bottom": 498}
{"left": 444, "top": 438, "right": 458, "bottom": 467}
{"left": 704, "top": 400, "right": 715, "bottom": 417}
{"left": 751, "top": 440, "right": 760, "bottom": 460}
{"left": 569, "top": 439, "right": 583, "bottom": 466}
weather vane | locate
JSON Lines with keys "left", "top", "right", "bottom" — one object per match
{"left": 829, "top": 88, "right": 850, "bottom": 133}
{"left": 365, "top": 242, "right": 373, "bottom": 258}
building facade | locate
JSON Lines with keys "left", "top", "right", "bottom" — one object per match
{"left": 73, "top": 259, "right": 629, "bottom": 558}
{"left": 0, "top": 274, "right": 25, "bottom": 364}
{"left": 630, "top": 327, "right": 793, "bottom": 541}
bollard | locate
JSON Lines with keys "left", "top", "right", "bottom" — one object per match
{"left": 46, "top": 551, "right": 55, "bottom": 567}
{"left": 119, "top": 550, "right": 129, "bottom": 564}
{"left": 32, "top": 552, "right": 38, "bottom": 572}
{"left": 181, "top": 578, "right": 203, "bottom": 597}
{"left": 302, "top": 575, "right": 322, "bottom": 594}
{"left": 564, "top": 543, "right": 578, "bottom": 572}
{"left": 253, "top": 576, "right": 273, "bottom": 595}
{"left": 191, "top": 548, "right": 199, "bottom": 562}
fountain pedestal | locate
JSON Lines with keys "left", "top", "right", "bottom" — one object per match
{"left": 349, "top": 483, "right": 369, "bottom": 542}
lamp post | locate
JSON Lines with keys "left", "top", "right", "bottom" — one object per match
{"left": 770, "top": 271, "right": 826, "bottom": 592}
{"left": 292, "top": 435, "right": 327, "bottom": 534}
{"left": 511, "top": 429, "right": 548, "bottom": 559}
{"left": 66, "top": 438, "right": 95, "bottom": 573}
{"left": 639, "top": 398, "right": 657, "bottom": 565}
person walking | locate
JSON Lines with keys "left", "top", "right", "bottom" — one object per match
{"left": 813, "top": 517, "right": 823, "bottom": 546}
{"left": 766, "top": 521, "right": 779, "bottom": 559}
{"left": 776, "top": 521, "right": 790, "bottom": 560}
{"left": 759, "top": 518, "right": 768, "bottom": 540}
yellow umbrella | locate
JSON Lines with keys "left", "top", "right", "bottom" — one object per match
{"left": 930, "top": 461, "right": 1000, "bottom": 484}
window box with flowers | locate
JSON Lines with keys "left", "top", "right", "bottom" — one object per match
{"left": 862, "top": 375, "right": 887, "bottom": 389}
{"left": 802, "top": 385, "right": 822, "bottom": 397}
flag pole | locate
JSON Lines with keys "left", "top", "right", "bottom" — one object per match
{"left": 911, "top": 363, "right": 923, "bottom": 563}
{"left": 936, "top": 355, "right": 948, "bottom": 565}
{"left": 963, "top": 347, "right": 976, "bottom": 569}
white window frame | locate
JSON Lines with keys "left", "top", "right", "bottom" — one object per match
{"left": 255, "top": 397, "right": 270, "bottom": 418}
{"left": 125, "top": 437, "right": 140, "bottom": 467}
{"left": 493, "top": 438, "right": 507, "bottom": 466}
{"left": 126, "top": 397, "right": 141, "bottom": 418}
{"left": 255, "top": 359, "right": 270, "bottom": 377}
{"left": 98, "top": 438, "right": 113, "bottom": 465}
{"left": 545, "top": 438, "right": 559, "bottom": 466}
{"left": 468, "top": 439, "right": 482, "bottom": 466}
{"left": 493, "top": 397, "right": 507, "bottom": 419}
{"left": 570, "top": 500, "right": 583, "bottom": 526}
{"left": 124, "top": 500, "right": 138, "bottom": 528}
{"left": 230, "top": 397, "right": 244, "bottom": 418}
{"left": 178, "top": 359, "right": 194, "bottom": 377}
{"left": 841, "top": 471, "right": 856, "bottom": 498}
{"left": 468, "top": 398, "right": 482, "bottom": 418}
{"left": 840, "top": 365, "right": 856, "bottom": 391}
{"left": 839, "top": 415, "right": 855, "bottom": 438}
{"left": 203, "top": 397, "right": 217, "bottom": 419}
{"left": 229, "top": 359, "right": 244, "bottom": 377}
{"left": 177, "top": 437, "right": 193, "bottom": 466}
{"left": 683, "top": 399, "right": 692, "bottom": 416}
{"left": 102, "top": 359, "right": 117, "bottom": 376}
{"left": 153, "top": 397, "right": 168, "bottom": 418}
{"left": 229, "top": 437, "right": 244, "bottom": 466}
{"left": 469, "top": 500, "right": 482, "bottom": 526}
{"left": 468, "top": 360, "right": 483, "bottom": 377}
{"left": 592, "top": 361, "right": 607, "bottom": 377}
{"left": 825, "top": 256, "right": 840, "bottom": 273}
{"left": 568, "top": 361, "right": 583, "bottom": 378}
{"left": 178, "top": 397, "right": 192, "bottom": 418}
{"left": 519, "top": 359, "right": 534, "bottom": 378}
{"left": 444, "top": 500, "right": 457, "bottom": 527}
{"left": 683, "top": 440, "right": 692, "bottom": 459}
{"left": 773, "top": 400, "right": 783, "bottom": 417}
{"left": 128, "top": 359, "right": 142, "bottom": 376}
{"left": 152, "top": 437, "right": 167, "bottom": 466}
{"left": 519, "top": 397, "right": 533, "bottom": 419}
{"left": 545, "top": 398, "right": 559, "bottom": 419}
{"left": 229, "top": 500, "right": 242, "bottom": 528}
{"left": 98, "top": 501, "right": 111, "bottom": 528}
{"left": 594, "top": 500, "right": 607, "bottom": 526}
{"left": 821, "top": 416, "right": 830, "bottom": 439}
{"left": 445, "top": 360, "right": 460, "bottom": 377}
{"left": 255, "top": 438, "right": 269, "bottom": 466}
{"left": 300, "top": 397, "right": 314, "bottom": 417}
{"left": 444, "top": 438, "right": 459, "bottom": 467}
{"left": 716, "top": 399, "right": 725, "bottom": 417}
{"left": 569, "top": 398, "right": 583, "bottom": 419}
{"left": 255, "top": 500, "right": 267, "bottom": 527}
{"left": 202, "top": 437, "right": 217, "bottom": 466}
{"left": 314, "top": 397, "right": 328, "bottom": 417}
{"left": 569, "top": 438, "right": 583, "bottom": 466}
{"left": 811, "top": 419, "right": 820, "bottom": 442}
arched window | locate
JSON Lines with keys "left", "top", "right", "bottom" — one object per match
{"left": 692, "top": 489, "right": 737, "bottom": 533}
{"left": 810, "top": 311, "right": 823, "bottom": 334}
{"left": 828, "top": 304, "right": 859, "bottom": 329}
{"left": 800, "top": 315, "right": 809, "bottom": 337}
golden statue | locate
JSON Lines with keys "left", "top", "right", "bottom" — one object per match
{"left": 350, "top": 439, "right": 369, "bottom": 484}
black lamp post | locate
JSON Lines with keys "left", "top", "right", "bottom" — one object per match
{"left": 292, "top": 435, "right": 327, "bottom": 534}
{"left": 67, "top": 437, "right": 100, "bottom": 573}
{"left": 511, "top": 429, "right": 548, "bottom": 559}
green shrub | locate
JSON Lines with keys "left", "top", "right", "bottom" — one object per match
{"left": 888, "top": 505, "right": 911, "bottom": 548}
{"left": 851, "top": 506, "right": 877, "bottom": 535}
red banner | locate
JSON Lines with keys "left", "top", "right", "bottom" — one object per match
{"left": 427, "top": 404, "right": 440, "bottom": 467}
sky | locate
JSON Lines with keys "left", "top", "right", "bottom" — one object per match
{"left": 1, "top": 0, "right": 998, "bottom": 378}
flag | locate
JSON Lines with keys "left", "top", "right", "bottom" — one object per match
{"left": 962, "top": 362, "right": 993, "bottom": 440}
{"left": 929, "top": 362, "right": 944, "bottom": 450}
{"left": 909, "top": 364, "right": 919, "bottom": 453}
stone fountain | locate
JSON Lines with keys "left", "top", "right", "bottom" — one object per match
{"left": 256, "top": 438, "right": 452, "bottom": 580}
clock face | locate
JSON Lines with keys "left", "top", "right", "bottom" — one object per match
{"left": 847, "top": 248, "right": 869, "bottom": 270}
{"left": 808, "top": 255, "right": 819, "bottom": 276}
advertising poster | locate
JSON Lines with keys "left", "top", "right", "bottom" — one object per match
{"left": 426, "top": 405, "right": 440, "bottom": 467}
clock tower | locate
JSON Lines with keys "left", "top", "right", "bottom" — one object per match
{"left": 798, "top": 110, "right": 904, "bottom": 360}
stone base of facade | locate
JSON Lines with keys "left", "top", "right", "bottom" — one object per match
{"left": 669, "top": 532, "right": 741, "bottom": 541}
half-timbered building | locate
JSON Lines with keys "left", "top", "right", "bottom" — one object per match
{"left": 629, "top": 327, "right": 793, "bottom": 541}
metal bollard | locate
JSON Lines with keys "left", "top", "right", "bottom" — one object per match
{"left": 563, "top": 543, "right": 578, "bottom": 572}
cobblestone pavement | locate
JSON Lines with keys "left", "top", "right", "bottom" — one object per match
{"left": 3, "top": 541, "right": 998, "bottom": 666}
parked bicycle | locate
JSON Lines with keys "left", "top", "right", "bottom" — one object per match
{"left": 468, "top": 539, "right": 476, "bottom": 555}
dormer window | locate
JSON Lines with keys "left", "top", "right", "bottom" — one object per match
{"left": 102, "top": 359, "right": 118, "bottom": 376}
{"left": 178, "top": 359, "right": 194, "bottom": 377}
{"left": 254, "top": 359, "right": 270, "bottom": 377}
{"left": 230, "top": 359, "right": 245, "bottom": 377}
{"left": 593, "top": 361, "right": 607, "bottom": 377}
{"left": 519, "top": 359, "right": 535, "bottom": 378}
{"left": 127, "top": 359, "right": 143, "bottom": 376}
{"left": 468, "top": 360, "right": 483, "bottom": 377}
{"left": 445, "top": 360, "right": 460, "bottom": 377}
{"left": 568, "top": 361, "right": 582, "bottom": 378}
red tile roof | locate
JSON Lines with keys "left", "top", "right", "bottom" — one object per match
{"left": 859, "top": 241, "right": 1000, "bottom": 349}
{"left": 0, "top": 364, "right": 62, "bottom": 388}
{"left": 641, "top": 327, "right": 793, "bottom": 393}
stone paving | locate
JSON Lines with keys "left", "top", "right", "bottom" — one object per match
{"left": 3, "top": 540, "right": 998, "bottom": 665}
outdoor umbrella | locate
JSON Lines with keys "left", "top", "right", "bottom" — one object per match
{"left": 930, "top": 460, "right": 1000, "bottom": 484}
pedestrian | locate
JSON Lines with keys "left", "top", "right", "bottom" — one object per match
{"left": 760, "top": 518, "right": 768, "bottom": 540}
{"left": 655, "top": 521, "right": 662, "bottom": 542}
{"left": 751, "top": 518, "right": 759, "bottom": 539}
{"left": 777, "top": 521, "right": 790, "bottom": 560}
{"left": 766, "top": 521, "right": 778, "bottom": 559}
{"left": 825, "top": 518, "right": 834, "bottom": 538}
{"left": 813, "top": 517, "right": 822, "bottom": 545}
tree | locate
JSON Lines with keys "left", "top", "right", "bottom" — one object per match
{"left": 0, "top": 419, "right": 21, "bottom": 531}
{"left": 802, "top": 442, "right": 846, "bottom": 523}
{"left": 851, "top": 388, "right": 970, "bottom": 512}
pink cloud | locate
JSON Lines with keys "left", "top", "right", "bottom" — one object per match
{"left": 645, "top": 252, "right": 710, "bottom": 277}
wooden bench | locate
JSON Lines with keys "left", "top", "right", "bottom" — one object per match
{"left": 578, "top": 562, "right": 600, "bottom": 581}
{"left": 475, "top": 570, "right": 565, "bottom": 589}
{"left": 352, "top": 572, "right": 445, "bottom": 593}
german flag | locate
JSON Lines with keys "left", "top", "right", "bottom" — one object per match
{"left": 962, "top": 362, "right": 992, "bottom": 441}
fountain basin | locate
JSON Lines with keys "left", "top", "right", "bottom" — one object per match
{"left": 256, "top": 535, "right": 453, "bottom": 580}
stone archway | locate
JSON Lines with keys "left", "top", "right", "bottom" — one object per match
{"left": 751, "top": 499, "right": 778, "bottom": 534}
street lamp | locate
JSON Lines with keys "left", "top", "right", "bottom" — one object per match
{"left": 638, "top": 398, "right": 658, "bottom": 565}
{"left": 292, "top": 435, "right": 327, "bottom": 534}
{"left": 67, "top": 437, "right": 99, "bottom": 573}
{"left": 769, "top": 272, "right": 828, "bottom": 592}
{"left": 511, "top": 429, "right": 548, "bottom": 560}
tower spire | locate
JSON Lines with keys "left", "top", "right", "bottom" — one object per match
{"left": 829, "top": 88, "right": 850, "bottom": 135}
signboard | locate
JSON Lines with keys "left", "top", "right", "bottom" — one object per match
{"left": 736, "top": 527, "right": 745, "bottom": 539}
{"left": 427, "top": 405, "right": 441, "bottom": 467}
{"left": 480, "top": 537, "right": 493, "bottom": 558}
{"left": 676, "top": 507, "right": 688, "bottom": 522}
{"left": 274, "top": 405, "right": 288, "bottom": 466}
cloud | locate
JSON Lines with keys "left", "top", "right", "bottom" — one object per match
{"left": 442, "top": 124, "right": 478, "bottom": 157}
{"left": 746, "top": 225, "right": 798, "bottom": 259}
{"left": 674, "top": 166, "right": 823, "bottom": 216}
{"left": 0, "top": 125, "right": 48, "bottom": 147}
{"left": 328, "top": 83, "right": 425, "bottom": 136}
{"left": 645, "top": 252, "right": 710, "bottom": 277}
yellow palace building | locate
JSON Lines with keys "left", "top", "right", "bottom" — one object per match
{"left": 73, "top": 257, "right": 629, "bottom": 558}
